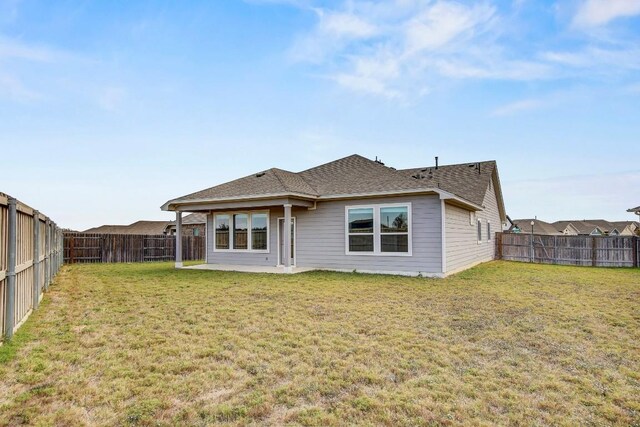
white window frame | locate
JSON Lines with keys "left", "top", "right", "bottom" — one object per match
{"left": 345, "top": 203, "right": 412, "bottom": 257}
{"left": 213, "top": 210, "right": 270, "bottom": 253}
{"left": 469, "top": 211, "right": 475, "bottom": 226}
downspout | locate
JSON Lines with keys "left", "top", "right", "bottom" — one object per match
{"left": 441, "top": 199, "right": 447, "bottom": 276}
{"left": 308, "top": 201, "right": 317, "bottom": 211}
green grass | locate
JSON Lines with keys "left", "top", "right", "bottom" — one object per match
{"left": 1, "top": 261, "right": 639, "bottom": 426}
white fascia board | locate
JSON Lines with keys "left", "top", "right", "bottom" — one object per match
{"left": 162, "top": 188, "right": 482, "bottom": 212}
{"left": 161, "top": 192, "right": 318, "bottom": 211}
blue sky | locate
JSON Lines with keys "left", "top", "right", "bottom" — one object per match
{"left": 1, "top": 0, "right": 639, "bottom": 230}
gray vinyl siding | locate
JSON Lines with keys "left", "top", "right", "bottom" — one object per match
{"left": 445, "top": 176, "right": 502, "bottom": 274}
{"left": 204, "top": 196, "right": 443, "bottom": 274}
{"left": 294, "top": 195, "right": 442, "bottom": 274}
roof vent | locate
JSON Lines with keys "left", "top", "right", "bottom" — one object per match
{"left": 374, "top": 156, "right": 385, "bottom": 165}
{"left": 255, "top": 172, "right": 266, "bottom": 178}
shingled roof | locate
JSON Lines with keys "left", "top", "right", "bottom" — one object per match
{"left": 163, "top": 154, "right": 505, "bottom": 218}
{"left": 511, "top": 219, "right": 562, "bottom": 235}
{"left": 84, "top": 220, "right": 171, "bottom": 235}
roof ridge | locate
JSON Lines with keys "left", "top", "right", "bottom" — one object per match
{"left": 399, "top": 159, "right": 497, "bottom": 172}
{"left": 270, "top": 168, "right": 289, "bottom": 192}
{"left": 273, "top": 168, "right": 320, "bottom": 195}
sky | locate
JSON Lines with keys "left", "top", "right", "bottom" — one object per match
{"left": 0, "top": 0, "right": 639, "bottom": 230}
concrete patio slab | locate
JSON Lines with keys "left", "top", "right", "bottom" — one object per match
{"left": 182, "top": 264, "right": 315, "bottom": 274}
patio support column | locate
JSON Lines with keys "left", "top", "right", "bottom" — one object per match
{"left": 175, "top": 211, "right": 183, "bottom": 268}
{"left": 283, "top": 204, "right": 292, "bottom": 273}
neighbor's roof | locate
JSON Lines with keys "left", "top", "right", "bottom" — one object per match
{"left": 511, "top": 219, "right": 561, "bottom": 235}
{"left": 581, "top": 220, "right": 618, "bottom": 233}
{"left": 552, "top": 220, "right": 603, "bottom": 235}
{"left": 163, "top": 154, "right": 505, "bottom": 218}
{"left": 611, "top": 221, "right": 639, "bottom": 230}
{"left": 84, "top": 220, "right": 171, "bottom": 235}
{"left": 628, "top": 206, "right": 640, "bottom": 213}
{"left": 166, "top": 213, "right": 207, "bottom": 229}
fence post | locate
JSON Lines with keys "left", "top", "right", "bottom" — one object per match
{"left": 4, "top": 198, "right": 17, "bottom": 340}
{"left": 633, "top": 236, "right": 638, "bottom": 268}
{"left": 530, "top": 234, "right": 534, "bottom": 263}
{"left": 44, "top": 218, "right": 50, "bottom": 290}
{"left": 48, "top": 222, "right": 53, "bottom": 286}
{"left": 591, "top": 237, "right": 597, "bottom": 267}
{"left": 33, "top": 211, "right": 41, "bottom": 310}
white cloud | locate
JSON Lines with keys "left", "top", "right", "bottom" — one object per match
{"left": 281, "top": 0, "right": 640, "bottom": 98}
{"left": 491, "top": 98, "right": 543, "bottom": 116}
{"left": 287, "top": 1, "right": 561, "bottom": 98}
{"left": 404, "top": 2, "right": 495, "bottom": 53}
{"left": 542, "top": 46, "right": 640, "bottom": 71}
{"left": 318, "top": 10, "right": 377, "bottom": 39}
{"left": 573, "top": 0, "right": 640, "bottom": 27}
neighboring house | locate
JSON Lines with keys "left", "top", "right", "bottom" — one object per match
{"left": 552, "top": 220, "right": 604, "bottom": 236}
{"left": 510, "top": 219, "right": 562, "bottom": 235}
{"left": 161, "top": 154, "right": 507, "bottom": 277}
{"left": 84, "top": 220, "right": 171, "bottom": 235}
{"left": 511, "top": 218, "right": 639, "bottom": 236}
{"left": 165, "top": 213, "right": 206, "bottom": 236}
{"left": 612, "top": 221, "right": 640, "bottom": 236}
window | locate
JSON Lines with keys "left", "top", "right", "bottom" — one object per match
{"left": 233, "top": 214, "right": 248, "bottom": 249}
{"left": 348, "top": 208, "right": 374, "bottom": 252}
{"left": 194, "top": 228, "right": 200, "bottom": 237}
{"left": 215, "top": 215, "right": 230, "bottom": 249}
{"left": 380, "top": 206, "right": 409, "bottom": 253}
{"left": 487, "top": 221, "right": 491, "bottom": 241}
{"left": 215, "top": 211, "right": 269, "bottom": 252}
{"left": 469, "top": 211, "right": 475, "bottom": 226}
{"left": 251, "top": 213, "right": 268, "bottom": 250}
{"left": 477, "top": 219, "right": 482, "bottom": 242}
{"left": 346, "top": 204, "right": 411, "bottom": 255}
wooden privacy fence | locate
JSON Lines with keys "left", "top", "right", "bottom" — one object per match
{"left": 1, "top": 193, "right": 63, "bottom": 343}
{"left": 63, "top": 233, "right": 205, "bottom": 263}
{"left": 496, "top": 233, "right": 639, "bottom": 267}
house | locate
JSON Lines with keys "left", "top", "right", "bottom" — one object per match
{"left": 161, "top": 154, "right": 507, "bottom": 277}
{"left": 553, "top": 220, "right": 605, "bottom": 236}
{"left": 164, "top": 213, "right": 206, "bottom": 236}
{"left": 84, "top": 220, "right": 171, "bottom": 235}
{"left": 612, "top": 221, "right": 640, "bottom": 236}
{"left": 510, "top": 219, "right": 562, "bottom": 235}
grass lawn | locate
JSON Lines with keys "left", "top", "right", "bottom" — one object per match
{"left": 0, "top": 261, "right": 639, "bottom": 426}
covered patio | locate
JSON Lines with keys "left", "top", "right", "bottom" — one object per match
{"left": 169, "top": 196, "right": 316, "bottom": 273}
